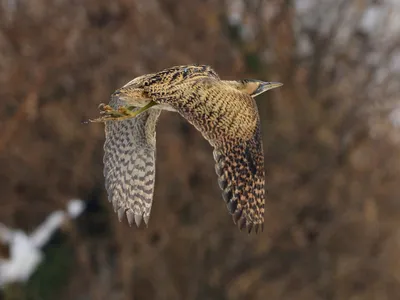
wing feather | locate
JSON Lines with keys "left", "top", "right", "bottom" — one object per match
{"left": 213, "top": 124, "right": 265, "bottom": 233}
{"left": 144, "top": 78, "right": 265, "bottom": 232}
{"left": 103, "top": 107, "right": 161, "bottom": 227}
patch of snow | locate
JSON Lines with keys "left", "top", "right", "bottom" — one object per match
{"left": 67, "top": 199, "right": 86, "bottom": 219}
{"left": 0, "top": 199, "right": 86, "bottom": 288}
{"left": 0, "top": 231, "right": 43, "bottom": 287}
{"left": 29, "top": 211, "right": 66, "bottom": 249}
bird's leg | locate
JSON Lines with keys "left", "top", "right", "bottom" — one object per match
{"left": 85, "top": 101, "right": 157, "bottom": 123}
{"left": 118, "top": 101, "right": 158, "bottom": 118}
{"left": 83, "top": 103, "right": 125, "bottom": 123}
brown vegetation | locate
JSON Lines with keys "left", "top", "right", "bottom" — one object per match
{"left": 1, "top": 0, "right": 400, "bottom": 299}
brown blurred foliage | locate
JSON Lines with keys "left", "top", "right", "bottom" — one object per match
{"left": 1, "top": 0, "right": 400, "bottom": 299}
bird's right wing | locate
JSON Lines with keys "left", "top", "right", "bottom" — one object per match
{"left": 212, "top": 122, "right": 265, "bottom": 233}
{"left": 144, "top": 78, "right": 265, "bottom": 233}
{"left": 103, "top": 108, "right": 161, "bottom": 227}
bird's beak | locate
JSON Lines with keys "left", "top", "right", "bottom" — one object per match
{"left": 257, "top": 82, "right": 283, "bottom": 93}
{"left": 251, "top": 81, "right": 283, "bottom": 97}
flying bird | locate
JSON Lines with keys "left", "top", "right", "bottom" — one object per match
{"left": 88, "top": 65, "right": 282, "bottom": 233}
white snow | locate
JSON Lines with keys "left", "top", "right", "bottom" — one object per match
{"left": 67, "top": 199, "right": 86, "bottom": 219}
{"left": 29, "top": 211, "right": 66, "bottom": 249}
{"left": 0, "top": 231, "right": 43, "bottom": 287}
{"left": 0, "top": 199, "right": 86, "bottom": 288}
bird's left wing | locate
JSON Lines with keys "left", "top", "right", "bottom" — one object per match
{"left": 144, "top": 78, "right": 265, "bottom": 233}
{"left": 103, "top": 107, "right": 161, "bottom": 227}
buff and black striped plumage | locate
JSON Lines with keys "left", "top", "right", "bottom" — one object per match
{"left": 95, "top": 65, "right": 282, "bottom": 233}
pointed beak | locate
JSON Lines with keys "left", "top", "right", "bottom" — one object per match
{"left": 251, "top": 82, "right": 283, "bottom": 97}
{"left": 260, "top": 82, "right": 283, "bottom": 91}
{"left": 253, "top": 81, "right": 283, "bottom": 97}
{"left": 267, "top": 82, "right": 283, "bottom": 89}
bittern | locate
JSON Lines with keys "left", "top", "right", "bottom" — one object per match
{"left": 88, "top": 64, "right": 282, "bottom": 233}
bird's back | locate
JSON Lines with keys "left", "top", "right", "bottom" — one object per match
{"left": 141, "top": 66, "right": 259, "bottom": 148}
{"left": 141, "top": 66, "right": 266, "bottom": 230}
{"left": 130, "top": 64, "right": 220, "bottom": 88}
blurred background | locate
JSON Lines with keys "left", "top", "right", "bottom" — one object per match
{"left": 1, "top": 0, "right": 400, "bottom": 299}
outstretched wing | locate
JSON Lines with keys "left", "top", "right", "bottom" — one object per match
{"left": 144, "top": 78, "right": 265, "bottom": 233}
{"left": 213, "top": 124, "right": 265, "bottom": 233}
{"left": 103, "top": 108, "right": 161, "bottom": 227}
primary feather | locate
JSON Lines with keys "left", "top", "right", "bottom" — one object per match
{"left": 104, "top": 94, "right": 161, "bottom": 227}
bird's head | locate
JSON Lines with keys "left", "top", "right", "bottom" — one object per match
{"left": 235, "top": 79, "right": 283, "bottom": 97}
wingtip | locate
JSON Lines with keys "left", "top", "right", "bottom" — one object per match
{"left": 238, "top": 218, "right": 246, "bottom": 231}
{"left": 227, "top": 200, "right": 238, "bottom": 214}
{"left": 113, "top": 209, "right": 149, "bottom": 228}
{"left": 232, "top": 209, "right": 243, "bottom": 224}
{"left": 247, "top": 223, "right": 253, "bottom": 234}
{"left": 126, "top": 210, "right": 135, "bottom": 227}
{"left": 252, "top": 223, "right": 264, "bottom": 234}
{"left": 125, "top": 210, "right": 143, "bottom": 228}
{"left": 112, "top": 200, "right": 119, "bottom": 213}
{"left": 134, "top": 214, "right": 142, "bottom": 227}
{"left": 117, "top": 207, "right": 125, "bottom": 222}
{"left": 143, "top": 215, "right": 150, "bottom": 227}
{"left": 233, "top": 211, "right": 264, "bottom": 234}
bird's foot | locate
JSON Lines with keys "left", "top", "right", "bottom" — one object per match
{"left": 83, "top": 101, "right": 157, "bottom": 123}
{"left": 84, "top": 103, "right": 127, "bottom": 123}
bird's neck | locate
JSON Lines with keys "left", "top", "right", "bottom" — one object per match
{"left": 221, "top": 80, "right": 259, "bottom": 96}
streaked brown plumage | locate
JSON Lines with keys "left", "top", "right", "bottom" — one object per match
{"left": 90, "top": 64, "right": 282, "bottom": 233}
